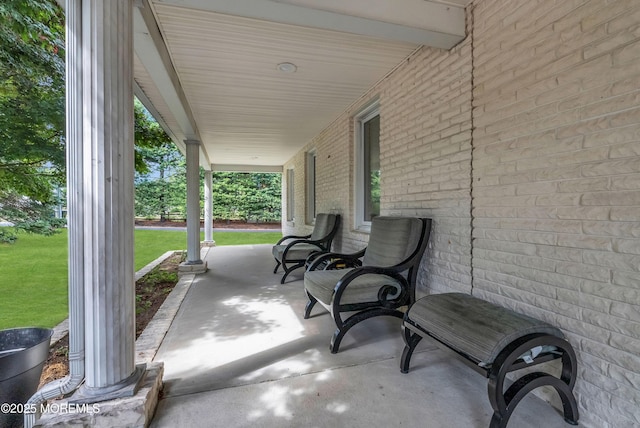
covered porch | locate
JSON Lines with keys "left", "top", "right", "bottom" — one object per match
{"left": 150, "top": 244, "right": 570, "bottom": 427}
{"left": 28, "top": 0, "right": 640, "bottom": 426}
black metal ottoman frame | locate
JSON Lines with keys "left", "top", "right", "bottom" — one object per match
{"left": 401, "top": 318, "right": 579, "bottom": 428}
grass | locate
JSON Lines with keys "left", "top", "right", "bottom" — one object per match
{"left": 0, "top": 232, "right": 68, "bottom": 331}
{"left": 0, "top": 229, "right": 282, "bottom": 330}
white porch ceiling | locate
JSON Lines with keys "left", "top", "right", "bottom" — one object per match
{"left": 133, "top": 0, "right": 469, "bottom": 171}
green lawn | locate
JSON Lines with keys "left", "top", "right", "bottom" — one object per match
{"left": 0, "top": 229, "right": 282, "bottom": 330}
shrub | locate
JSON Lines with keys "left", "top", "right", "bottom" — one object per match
{"left": 0, "top": 228, "right": 17, "bottom": 244}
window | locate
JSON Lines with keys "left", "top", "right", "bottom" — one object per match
{"left": 306, "top": 150, "right": 316, "bottom": 223}
{"left": 355, "top": 102, "right": 380, "bottom": 230}
{"left": 286, "top": 168, "right": 295, "bottom": 222}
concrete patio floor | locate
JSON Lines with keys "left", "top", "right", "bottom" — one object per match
{"left": 150, "top": 244, "right": 573, "bottom": 428}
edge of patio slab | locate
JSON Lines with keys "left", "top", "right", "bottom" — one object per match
{"left": 35, "top": 250, "right": 198, "bottom": 428}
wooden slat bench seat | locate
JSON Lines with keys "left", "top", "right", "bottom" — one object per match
{"left": 400, "top": 292, "right": 579, "bottom": 428}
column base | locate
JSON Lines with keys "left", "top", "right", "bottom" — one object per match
{"left": 72, "top": 364, "right": 146, "bottom": 404}
{"left": 178, "top": 260, "right": 208, "bottom": 274}
{"left": 35, "top": 363, "right": 163, "bottom": 428}
{"left": 201, "top": 240, "right": 216, "bottom": 247}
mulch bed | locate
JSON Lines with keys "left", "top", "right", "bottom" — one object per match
{"left": 38, "top": 252, "right": 183, "bottom": 388}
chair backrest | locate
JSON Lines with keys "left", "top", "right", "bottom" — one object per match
{"left": 363, "top": 217, "right": 427, "bottom": 267}
{"left": 310, "top": 213, "right": 340, "bottom": 243}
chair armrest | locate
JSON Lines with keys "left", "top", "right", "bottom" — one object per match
{"left": 284, "top": 238, "right": 325, "bottom": 251}
{"left": 276, "top": 233, "right": 311, "bottom": 245}
{"left": 333, "top": 265, "right": 410, "bottom": 309}
{"left": 305, "top": 251, "right": 329, "bottom": 268}
{"left": 306, "top": 248, "right": 366, "bottom": 271}
{"left": 281, "top": 238, "right": 324, "bottom": 261}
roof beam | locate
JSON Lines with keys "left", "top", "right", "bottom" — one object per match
{"left": 133, "top": 81, "right": 186, "bottom": 155}
{"left": 134, "top": 0, "right": 211, "bottom": 168}
{"left": 153, "top": 0, "right": 466, "bottom": 49}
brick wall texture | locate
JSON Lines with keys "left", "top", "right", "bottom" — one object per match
{"left": 282, "top": 1, "right": 640, "bottom": 426}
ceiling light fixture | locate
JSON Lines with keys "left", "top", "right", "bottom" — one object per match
{"left": 277, "top": 62, "right": 297, "bottom": 73}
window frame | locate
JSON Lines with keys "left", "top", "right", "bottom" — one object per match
{"left": 286, "top": 168, "right": 295, "bottom": 222}
{"left": 354, "top": 100, "right": 380, "bottom": 232}
{"left": 306, "top": 150, "right": 317, "bottom": 224}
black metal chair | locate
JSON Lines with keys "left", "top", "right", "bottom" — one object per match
{"left": 304, "top": 216, "right": 431, "bottom": 353}
{"left": 272, "top": 213, "right": 340, "bottom": 284}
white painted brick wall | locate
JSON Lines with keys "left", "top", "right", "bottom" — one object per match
{"left": 473, "top": 1, "right": 640, "bottom": 426}
{"left": 284, "top": 40, "right": 473, "bottom": 294}
{"left": 378, "top": 38, "right": 473, "bottom": 295}
{"left": 282, "top": 1, "right": 639, "bottom": 426}
{"left": 282, "top": 116, "right": 357, "bottom": 252}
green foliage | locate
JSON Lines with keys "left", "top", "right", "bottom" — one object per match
{"left": 134, "top": 142, "right": 282, "bottom": 222}
{"left": 0, "top": 1, "right": 64, "bottom": 79}
{"left": 134, "top": 111, "right": 187, "bottom": 220}
{"left": 135, "top": 294, "right": 151, "bottom": 316}
{"left": 0, "top": 0, "right": 65, "bottom": 203}
{"left": 16, "top": 218, "right": 65, "bottom": 235}
{"left": 0, "top": 5, "right": 175, "bottom": 241}
{"left": 0, "top": 190, "right": 65, "bottom": 239}
{"left": 142, "top": 269, "right": 179, "bottom": 287}
{"left": 134, "top": 99, "right": 176, "bottom": 175}
{"left": 369, "top": 170, "right": 380, "bottom": 219}
{"left": 0, "top": 228, "right": 17, "bottom": 244}
{"left": 135, "top": 178, "right": 186, "bottom": 220}
{"left": 1, "top": 4, "right": 165, "bottom": 201}
{"left": 212, "top": 172, "right": 281, "bottom": 222}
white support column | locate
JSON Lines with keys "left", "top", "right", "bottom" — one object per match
{"left": 203, "top": 170, "right": 215, "bottom": 246}
{"left": 72, "top": 0, "right": 144, "bottom": 401}
{"left": 24, "top": 3, "right": 87, "bottom": 424}
{"left": 180, "top": 140, "right": 208, "bottom": 273}
{"left": 27, "top": 2, "right": 163, "bottom": 425}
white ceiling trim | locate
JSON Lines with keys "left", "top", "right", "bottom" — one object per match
{"left": 154, "top": 0, "right": 466, "bottom": 49}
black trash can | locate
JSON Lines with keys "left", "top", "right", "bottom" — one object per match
{"left": 0, "top": 327, "right": 53, "bottom": 428}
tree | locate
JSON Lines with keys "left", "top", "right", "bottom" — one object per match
{"left": 134, "top": 105, "right": 186, "bottom": 221}
{"left": 0, "top": 1, "right": 65, "bottom": 242}
{"left": 212, "top": 172, "right": 281, "bottom": 223}
{"left": 134, "top": 142, "right": 283, "bottom": 223}
{"left": 0, "top": 0, "right": 65, "bottom": 202}
{"left": 0, "top": 2, "right": 176, "bottom": 242}
{"left": 245, "top": 173, "right": 281, "bottom": 222}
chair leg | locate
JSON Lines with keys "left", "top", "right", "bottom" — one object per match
{"left": 280, "top": 261, "right": 305, "bottom": 284}
{"left": 329, "top": 307, "right": 404, "bottom": 354}
{"left": 304, "top": 292, "right": 318, "bottom": 319}
{"left": 273, "top": 260, "right": 281, "bottom": 274}
{"left": 488, "top": 373, "right": 579, "bottom": 428}
{"left": 400, "top": 325, "right": 422, "bottom": 374}
{"left": 329, "top": 329, "right": 344, "bottom": 354}
{"left": 488, "top": 335, "right": 579, "bottom": 428}
{"left": 280, "top": 269, "right": 290, "bottom": 284}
